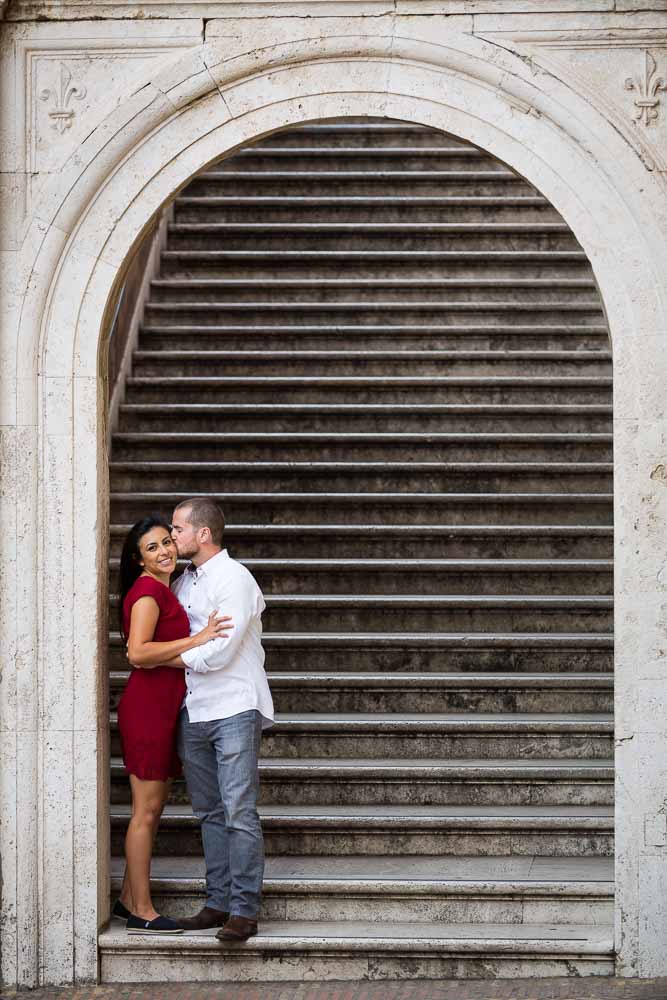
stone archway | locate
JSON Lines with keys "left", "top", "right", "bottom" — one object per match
{"left": 5, "top": 27, "right": 667, "bottom": 987}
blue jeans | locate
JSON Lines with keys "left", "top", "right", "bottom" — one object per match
{"left": 178, "top": 708, "right": 264, "bottom": 918}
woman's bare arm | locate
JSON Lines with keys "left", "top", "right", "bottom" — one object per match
{"left": 126, "top": 595, "right": 232, "bottom": 668}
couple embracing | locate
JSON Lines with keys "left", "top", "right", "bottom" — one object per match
{"left": 114, "top": 497, "right": 274, "bottom": 940}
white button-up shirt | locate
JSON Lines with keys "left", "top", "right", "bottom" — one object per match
{"left": 172, "top": 549, "right": 274, "bottom": 727}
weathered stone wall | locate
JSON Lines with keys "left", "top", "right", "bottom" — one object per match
{"left": 1, "top": 0, "right": 667, "bottom": 988}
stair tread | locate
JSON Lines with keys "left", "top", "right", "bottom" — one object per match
{"left": 113, "top": 432, "right": 614, "bottom": 441}
{"left": 127, "top": 375, "right": 612, "bottom": 384}
{"left": 147, "top": 301, "right": 601, "bottom": 310}
{"left": 99, "top": 919, "right": 614, "bottom": 952}
{"left": 112, "top": 802, "right": 614, "bottom": 819}
{"left": 108, "top": 630, "right": 613, "bottom": 647}
{"left": 109, "top": 557, "right": 612, "bottom": 569}
{"left": 110, "top": 523, "right": 614, "bottom": 535}
{"left": 110, "top": 490, "right": 613, "bottom": 502}
{"left": 153, "top": 277, "right": 589, "bottom": 286}
{"left": 121, "top": 403, "right": 614, "bottom": 412}
{"left": 170, "top": 222, "right": 570, "bottom": 230}
{"left": 196, "top": 171, "right": 526, "bottom": 180}
{"left": 111, "top": 460, "right": 613, "bottom": 470}
{"left": 133, "top": 351, "right": 609, "bottom": 361}
{"left": 109, "top": 755, "right": 613, "bottom": 773}
{"left": 237, "top": 147, "right": 489, "bottom": 155}
{"left": 109, "top": 671, "right": 614, "bottom": 690}
{"left": 162, "top": 249, "right": 589, "bottom": 258}
{"left": 177, "top": 197, "right": 548, "bottom": 207}
{"left": 265, "top": 594, "right": 613, "bottom": 606}
{"left": 108, "top": 710, "right": 612, "bottom": 733}
{"left": 109, "top": 853, "right": 614, "bottom": 887}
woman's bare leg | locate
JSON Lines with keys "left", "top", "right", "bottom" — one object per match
{"left": 124, "top": 775, "right": 172, "bottom": 920}
{"left": 120, "top": 778, "right": 172, "bottom": 913}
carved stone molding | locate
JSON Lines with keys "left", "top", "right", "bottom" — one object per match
{"left": 625, "top": 50, "right": 667, "bottom": 126}
{"left": 473, "top": 26, "right": 667, "bottom": 174}
{"left": 1, "top": 19, "right": 204, "bottom": 222}
{"left": 39, "top": 62, "right": 86, "bottom": 135}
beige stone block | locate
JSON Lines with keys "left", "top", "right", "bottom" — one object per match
{"left": 0, "top": 174, "right": 28, "bottom": 251}
{"left": 72, "top": 377, "right": 105, "bottom": 735}
{"left": 614, "top": 329, "right": 667, "bottom": 422}
{"left": 15, "top": 222, "right": 70, "bottom": 388}
{"left": 41, "top": 728, "right": 74, "bottom": 985}
{"left": 639, "top": 858, "right": 667, "bottom": 976}
{"left": 14, "top": 425, "right": 39, "bottom": 735}
{"left": 41, "top": 431, "right": 75, "bottom": 733}
{"left": 205, "top": 13, "right": 398, "bottom": 49}
{"left": 144, "top": 47, "right": 218, "bottom": 113}
{"left": 15, "top": 729, "right": 39, "bottom": 988}
{"left": 73, "top": 256, "right": 119, "bottom": 378}
{"left": 0, "top": 728, "right": 18, "bottom": 986}
{"left": 0, "top": 428, "right": 18, "bottom": 735}
{"left": 73, "top": 729, "right": 102, "bottom": 982}
{"left": 211, "top": 44, "right": 392, "bottom": 119}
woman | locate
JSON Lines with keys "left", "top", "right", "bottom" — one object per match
{"left": 113, "top": 516, "right": 231, "bottom": 934}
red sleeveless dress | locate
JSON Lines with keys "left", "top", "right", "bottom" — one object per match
{"left": 117, "top": 575, "right": 189, "bottom": 780}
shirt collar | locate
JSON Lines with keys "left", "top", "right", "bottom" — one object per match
{"left": 187, "top": 548, "right": 228, "bottom": 578}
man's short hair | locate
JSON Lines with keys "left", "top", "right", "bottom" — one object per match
{"left": 174, "top": 497, "right": 225, "bottom": 546}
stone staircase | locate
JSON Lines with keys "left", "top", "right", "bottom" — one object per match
{"left": 100, "top": 120, "right": 614, "bottom": 982}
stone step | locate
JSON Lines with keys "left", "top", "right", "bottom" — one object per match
{"left": 152, "top": 276, "right": 594, "bottom": 288}
{"left": 141, "top": 322, "right": 609, "bottom": 352}
{"left": 139, "top": 324, "right": 610, "bottom": 353}
{"left": 232, "top": 144, "right": 496, "bottom": 158}
{"left": 109, "top": 801, "right": 614, "bottom": 857}
{"left": 108, "top": 522, "right": 613, "bottom": 559}
{"left": 254, "top": 124, "right": 477, "bottom": 147}
{"left": 173, "top": 204, "right": 561, "bottom": 226}
{"left": 255, "top": 594, "right": 613, "bottom": 634}
{"left": 225, "top": 150, "right": 510, "bottom": 173}
{"left": 112, "top": 430, "right": 612, "bottom": 464}
{"left": 108, "top": 671, "right": 613, "bottom": 715}
{"left": 109, "top": 854, "right": 614, "bottom": 925}
{"left": 160, "top": 250, "right": 593, "bottom": 281}
{"left": 108, "top": 555, "right": 612, "bottom": 596}
{"left": 166, "top": 227, "right": 581, "bottom": 253}
{"left": 109, "top": 459, "right": 613, "bottom": 494}
{"left": 144, "top": 301, "right": 603, "bottom": 328}
{"left": 119, "top": 402, "right": 613, "bottom": 434}
{"left": 109, "top": 755, "right": 614, "bottom": 807}
{"left": 109, "top": 711, "right": 613, "bottom": 762}
{"left": 98, "top": 920, "right": 615, "bottom": 982}
{"left": 106, "top": 631, "right": 613, "bottom": 674}
{"left": 151, "top": 278, "right": 598, "bottom": 298}
{"left": 124, "top": 375, "right": 611, "bottom": 406}
{"left": 109, "top": 490, "right": 613, "bottom": 526}
{"left": 131, "top": 350, "right": 610, "bottom": 378}
{"left": 185, "top": 170, "right": 534, "bottom": 199}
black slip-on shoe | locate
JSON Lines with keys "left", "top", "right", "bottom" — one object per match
{"left": 127, "top": 914, "right": 183, "bottom": 935}
{"left": 112, "top": 900, "right": 132, "bottom": 922}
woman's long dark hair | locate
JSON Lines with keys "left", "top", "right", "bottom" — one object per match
{"left": 118, "top": 516, "right": 173, "bottom": 639}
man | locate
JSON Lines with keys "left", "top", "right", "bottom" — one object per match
{"left": 167, "top": 497, "right": 274, "bottom": 942}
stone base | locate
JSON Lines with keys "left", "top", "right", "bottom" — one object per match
{"left": 99, "top": 921, "right": 614, "bottom": 982}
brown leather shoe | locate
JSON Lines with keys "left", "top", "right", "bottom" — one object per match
{"left": 179, "top": 906, "right": 229, "bottom": 931}
{"left": 216, "top": 915, "right": 258, "bottom": 941}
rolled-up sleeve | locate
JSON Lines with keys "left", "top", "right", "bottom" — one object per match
{"left": 181, "top": 573, "right": 258, "bottom": 674}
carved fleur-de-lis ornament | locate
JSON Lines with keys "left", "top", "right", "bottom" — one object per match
{"left": 625, "top": 51, "right": 667, "bottom": 126}
{"left": 39, "top": 63, "right": 87, "bottom": 135}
